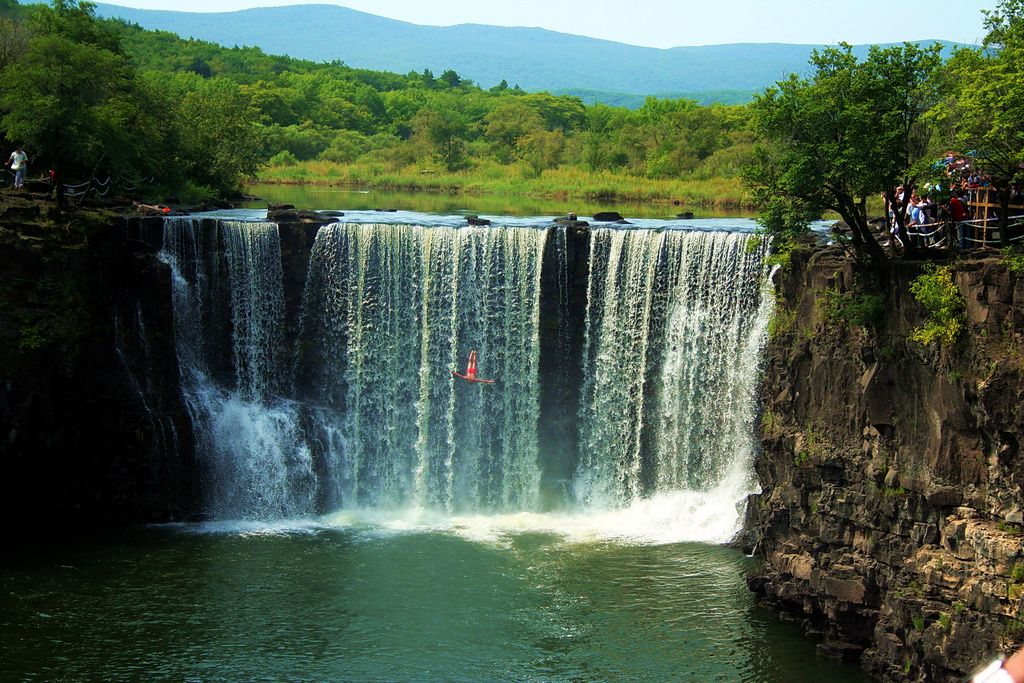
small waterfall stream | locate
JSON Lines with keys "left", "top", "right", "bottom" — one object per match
{"left": 158, "top": 217, "right": 773, "bottom": 528}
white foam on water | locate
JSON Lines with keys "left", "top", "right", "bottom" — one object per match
{"left": 181, "top": 458, "right": 755, "bottom": 547}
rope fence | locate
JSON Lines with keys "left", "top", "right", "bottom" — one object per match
{"left": 894, "top": 217, "right": 1024, "bottom": 251}
{"left": 62, "top": 175, "right": 154, "bottom": 199}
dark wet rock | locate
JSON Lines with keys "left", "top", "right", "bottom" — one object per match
{"left": 593, "top": 211, "right": 624, "bottom": 222}
{"left": 374, "top": 208, "right": 398, "bottom": 212}
{"left": 1, "top": 208, "right": 196, "bottom": 533}
{"left": 676, "top": 211, "right": 695, "bottom": 219}
{"left": 267, "top": 205, "right": 341, "bottom": 225}
{"left": 553, "top": 214, "right": 589, "bottom": 228}
{"left": 466, "top": 215, "right": 491, "bottom": 226}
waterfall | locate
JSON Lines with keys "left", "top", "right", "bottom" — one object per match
{"left": 158, "top": 217, "right": 772, "bottom": 525}
{"left": 295, "top": 223, "right": 545, "bottom": 512}
{"left": 574, "top": 229, "right": 773, "bottom": 508}
{"left": 160, "top": 218, "right": 316, "bottom": 520}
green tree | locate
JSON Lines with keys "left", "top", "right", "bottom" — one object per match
{"left": 174, "top": 77, "right": 264, "bottom": 193}
{"left": 439, "top": 69, "right": 463, "bottom": 88}
{"left": 483, "top": 101, "right": 543, "bottom": 163}
{"left": 518, "top": 129, "right": 565, "bottom": 175}
{"left": 744, "top": 43, "right": 942, "bottom": 267}
{"left": 412, "top": 105, "right": 469, "bottom": 170}
{"left": 0, "top": 12, "right": 27, "bottom": 71}
{"left": 0, "top": 2, "right": 144, "bottom": 199}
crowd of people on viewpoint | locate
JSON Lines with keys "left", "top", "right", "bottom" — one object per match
{"left": 884, "top": 151, "right": 1024, "bottom": 250}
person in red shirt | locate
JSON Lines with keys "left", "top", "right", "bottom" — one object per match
{"left": 950, "top": 189, "right": 971, "bottom": 249}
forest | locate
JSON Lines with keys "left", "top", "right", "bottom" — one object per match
{"left": 0, "top": 0, "right": 1020, "bottom": 225}
{"left": 0, "top": 0, "right": 753, "bottom": 203}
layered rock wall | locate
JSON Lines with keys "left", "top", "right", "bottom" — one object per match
{"left": 746, "top": 246, "right": 1024, "bottom": 681}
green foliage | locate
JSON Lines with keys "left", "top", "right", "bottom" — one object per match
{"left": 744, "top": 42, "right": 943, "bottom": 265}
{"left": 764, "top": 236, "right": 803, "bottom": 273}
{"left": 912, "top": 615, "right": 925, "bottom": 631}
{"left": 1002, "top": 246, "right": 1024, "bottom": 274}
{"left": 999, "top": 522, "right": 1024, "bottom": 536}
{"left": 18, "top": 320, "right": 49, "bottom": 351}
{"left": 173, "top": 76, "right": 265, "bottom": 192}
{"left": 909, "top": 264, "right": 966, "bottom": 346}
{"left": 939, "top": 613, "right": 952, "bottom": 632}
{"left": 821, "top": 285, "right": 886, "bottom": 330}
{"left": 11, "top": 273, "right": 88, "bottom": 359}
{"left": 767, "top": 304, "right": 796, "bottom": 340}
{"left": 935, "top": 1, "right": 1024, "bottom": 209}
{"left": 794, "top": 422, "right": 825, "bottom": 467}
{"left": 268, "top": 150, "right": 298, "bottom": 166}
{"left": 0, "top": 1, "right": 262, "bottom": 196}
{"left": 0, "top": 14, "right": 139, "bottom": 180}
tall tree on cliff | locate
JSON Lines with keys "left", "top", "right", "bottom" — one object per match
{"left": 744, "top": 43, "right": 943, "bottom": 268}
{"left": 934, "top": 0, "right": 1024, "bottom": 247}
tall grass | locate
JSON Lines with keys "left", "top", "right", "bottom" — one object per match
{"left": 257, "top": 160, "right": 752, "bottom": 210}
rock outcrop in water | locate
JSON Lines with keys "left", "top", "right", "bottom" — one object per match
{"left": 745, "top": 246, "right": 1024, "bottom": 682}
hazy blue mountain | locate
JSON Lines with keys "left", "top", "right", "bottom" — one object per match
{"left": 89, "top": 2, "right": 964, "bottom": 104}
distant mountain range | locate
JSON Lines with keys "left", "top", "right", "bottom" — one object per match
{"left": 88, "top": 2, "right": 965, "bottom": 105}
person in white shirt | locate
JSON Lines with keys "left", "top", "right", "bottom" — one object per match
{"left": 6, "top": 146, "right": 28, "bottom": 189}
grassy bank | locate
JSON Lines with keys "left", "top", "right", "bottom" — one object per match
{"left": 256, "top": 160, "right": 752, "bottom": 211}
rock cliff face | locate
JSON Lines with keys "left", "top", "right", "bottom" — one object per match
{"left": 0, "top": 205, "right": 193, "bottom": 533}
{"left": 745, "top": 246, "right": 1024, "bottom": 681}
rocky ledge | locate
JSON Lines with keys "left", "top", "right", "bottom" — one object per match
{"left": 744, "top": 246, "right": 1024, "bottom": 682}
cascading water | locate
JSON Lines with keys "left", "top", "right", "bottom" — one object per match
{"left": 295, "top": 223, "right": 545, "bottom": 512}
{"left": 574, "top": 229, "right": 773, "bottom": 523}
{"left": 160, "top": 218, "right": 316, "bottom": 519}
{"left": 158, "top": 216, "right": 773, "bottom": 536}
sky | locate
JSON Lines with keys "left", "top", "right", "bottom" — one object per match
{"left": 94, "top": 0, "right": 993, "bottom": 47}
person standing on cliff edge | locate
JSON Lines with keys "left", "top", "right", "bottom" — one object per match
{"left": 6, "top": 146, "right": 28, "bottom": 189}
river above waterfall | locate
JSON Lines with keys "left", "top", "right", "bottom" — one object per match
{"left": 2, "top": 521, "right": 869, "bottom": 682}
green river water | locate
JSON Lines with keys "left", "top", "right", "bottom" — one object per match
{"left": 243, "top": 183, "right": 749, "bottom": 219}
{"left": 2, "top": 519, "right": 868, "bottom": 682}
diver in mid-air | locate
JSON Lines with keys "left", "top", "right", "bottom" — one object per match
{"left": 451, "top": 350, "right": 495, "bottom": 384}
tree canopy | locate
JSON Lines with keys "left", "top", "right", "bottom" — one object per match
{"left": 933, "top": 0, "right": 1024, "bottom": 245}
{"left": 745, "top": 1, "right": 1024, "bottom": 264}
{"left": 744, "top": 43, "right": 942, "bottom": 267}
{"left": 0, "top": 1, "right": 265, "bottom": 198}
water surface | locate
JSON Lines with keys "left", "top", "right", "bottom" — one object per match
{"left": 2, "top": 521, "right": 869, "bottom": 682}
{"left": 244, "top": 183, "right": 753, "bottom": 220}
